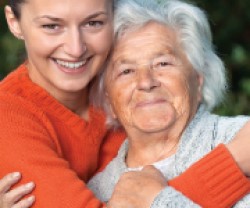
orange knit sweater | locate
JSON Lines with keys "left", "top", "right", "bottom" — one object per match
{"left": 0, "top": 64, "right": 125, "bottom": 207}
{"left": 0, "top": 64, "right": 249, "bottom": 208}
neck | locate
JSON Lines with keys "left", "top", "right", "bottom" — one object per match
{"left": 125, "top": 105, "right": 199, "bottom": 168}
{"left": 126, "top": 131, "right": 179, "bottom": 168}
{"left": 27, "top": 64, "right": 89, "bottom": 119}
{"left": 55, "top": 90, "right": 89, "bottom": 119}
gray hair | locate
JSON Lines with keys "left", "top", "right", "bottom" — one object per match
{"left": 91, "top": 0, "right": 227, "bottom": 128}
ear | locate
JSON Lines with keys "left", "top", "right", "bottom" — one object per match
{"left": 105, "top": 91, "right": 117, "bottom": 119}
{"left": 5, "top": 5, "right": 23, "bottom": 40}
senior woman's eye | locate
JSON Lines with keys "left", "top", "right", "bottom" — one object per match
{"left": 115, "top": 64, "right": 136, "bottom": 77}
{"left": 152, "top": 55, "right": 174, "bottom": 70}
{"left": 119, "top": 68, "right": 134, "bottom": 76}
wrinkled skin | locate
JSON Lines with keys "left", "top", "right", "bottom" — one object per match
{"left": 105, "top": 22, "right": 203, "bottom": 167}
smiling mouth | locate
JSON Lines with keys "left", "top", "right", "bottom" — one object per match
{"left": 53, "top": 58, "right": 88, "bottom": 69}
{"left": 136, "top": 99, "right": 166, "bottom": 108}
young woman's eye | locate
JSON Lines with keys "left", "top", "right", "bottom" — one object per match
{"left": 86, "top": 21, "right": 104, "bottom": 28}
{"left": 42, "top": 24, "right": 59, "bottom": 30}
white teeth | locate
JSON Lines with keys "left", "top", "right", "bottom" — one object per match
{"left": 55, "top": 59, "right": 86, "bottom": 69}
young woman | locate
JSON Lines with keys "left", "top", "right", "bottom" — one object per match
{"left": 0, "top": 0, "right": 125, "bottom": 207}
{"left": 0, "top": 0, "right": 250, "bottom": 208}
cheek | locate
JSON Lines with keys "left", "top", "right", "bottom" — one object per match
{"left": 25, "top": 33, "right": 57, "bottom": 57}
{"left": 172, "top": 73, "right": 201, "bottom": 116}
{"left": 159, "top": 73, "right": 188, "bottom": 97}
{"left": 160, "top": 74, "right": 193, "bottom": 111}
{"left": 110, "top": 90, "right": 126, "bottom": 113}
{"left": 108, "top": 84, "right": 133, "bottom": 122}
{"left": 91, "top": 28, "right": 113, "bottom": 56}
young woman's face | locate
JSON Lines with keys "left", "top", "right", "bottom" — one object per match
{"left": 7, "top": 0, "right": 113, "bottom": 96}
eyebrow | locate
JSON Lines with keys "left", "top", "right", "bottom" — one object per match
{"left": 84, "top": 11, "right": 109, "bottom": 20}
{"left": 113, "top": 51, "right": 174, "bottom": 63}
{"left": 112, "top": 58, "right": 136, "bottom": 67}
{"left": 33, "top": 11, "right": 108, "bottom": 22}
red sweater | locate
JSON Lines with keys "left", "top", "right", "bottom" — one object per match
{"left": 0, "top": 64, "right": 249, "bottom": 208}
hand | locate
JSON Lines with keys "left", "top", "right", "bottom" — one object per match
{"left": 108, "top": 165, "right": 167, "bottom": 208}
{"left": 0, "top": 172, "right": 35, "bottom": 208}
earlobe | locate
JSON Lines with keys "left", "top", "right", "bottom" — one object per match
{"left": 5, "top": 6, "right": 23, "bottom": 40}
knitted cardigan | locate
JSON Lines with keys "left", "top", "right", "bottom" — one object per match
{"left": 88, "top": 105, "right": 250, "bottom": 207}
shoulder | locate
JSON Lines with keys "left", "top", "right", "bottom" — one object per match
{"left": 0, "top": 64, "right": 42, "bottom": 114}
{"left": 191, "top": 106, "right": 250, "bottom": 145}
{"left": 0, "top": 90, "right": 47, "bottom": 122}
{"left": 214, "top": 114, "right": 250, "bottom": 145}
{"left": 216, "top": 114, "right": 250, "bottom": 128}
{"left": 0, "top": 89, "right": 59, "bottom": 149}
{"left": 0, "top": 64, "right": 27, "bottom": 92}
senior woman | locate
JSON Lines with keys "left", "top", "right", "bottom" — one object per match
{"left": 88, "top": 0, "right": 250, "bottom": 207}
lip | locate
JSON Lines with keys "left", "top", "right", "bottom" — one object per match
{"left": 136, "top": 99, "right": 166, "bottom": 108}
{"left": 52, "top": 57, "right": 92, "bottom": 75}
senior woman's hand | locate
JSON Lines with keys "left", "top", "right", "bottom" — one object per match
{"left": 0, "top": 172, "right": 35, "bottom": 208}
{"left": 107, "top": 165, "right": 166, "bottom": 208}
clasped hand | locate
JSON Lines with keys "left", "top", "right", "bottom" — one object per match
{"left": 107, "top": 165, "right": 167, "bottom": 208}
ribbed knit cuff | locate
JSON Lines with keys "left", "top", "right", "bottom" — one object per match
{"left": 169, "top": 144, "right": 250, "bottom": 208}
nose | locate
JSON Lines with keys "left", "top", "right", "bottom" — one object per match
{"left": 136, "top": 68, "right": 160, "bottom": 91}
{"left": 63, "top": 28, "right": 87, "bottom": 58}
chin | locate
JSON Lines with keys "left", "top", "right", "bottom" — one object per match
{"left": 137, "top": 122, "right": 174, "bottom": 134}
{"left": 134, "top": 114, "right": 176, "bottom": 132}
{"left": 59, "top": 82, "right": 88, "bottom": 92}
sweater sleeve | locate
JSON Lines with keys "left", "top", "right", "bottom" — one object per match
{"left": 0, "top": 95, "right": 105, "bottom": 208}
{"left": 151, "top": 186, "right": 201, "bottom": 208}
{"left": 151, "top": 144, "right": 250, "bottom": 208}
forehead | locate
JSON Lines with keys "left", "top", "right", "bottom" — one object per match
{"left": 112, "top": 22, "right": 179, "bottom": 62}
{"left": 21, "top": 0, "right": 112, "bottom": 18}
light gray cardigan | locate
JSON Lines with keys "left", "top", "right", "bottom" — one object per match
{"left": 88, "top": 106, "right": 250, "bottom": 207}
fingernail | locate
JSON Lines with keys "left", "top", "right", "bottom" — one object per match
{"left": 25, "top": 182, "right": 35, "bottom": 189}
{"left": 26, "top": 195, "right": 35, "bottom": 204}
{"left": 11, "top": 172, "right": 21, "bottom": 179}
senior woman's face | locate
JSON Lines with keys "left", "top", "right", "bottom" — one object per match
{"left": 106, "top": 22, "right": 203, "bottom": 134}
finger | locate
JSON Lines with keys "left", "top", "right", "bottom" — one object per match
{"left": 141, "top": 165, "right": 161, "bottom": 174}
{"left": 12, "top": 196, "right": 35, "bottom": 208}
{"left": 4, "top": 182, "right": 35, "bottom": 204}
{"left": 0, "top": 172, "right": 21, "bottom": 194}
{"left": 142, "top": 165, "right": 167, "bottom": 175}
{"left": 142, "top": 165, "right": 156, "bottom": 171}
